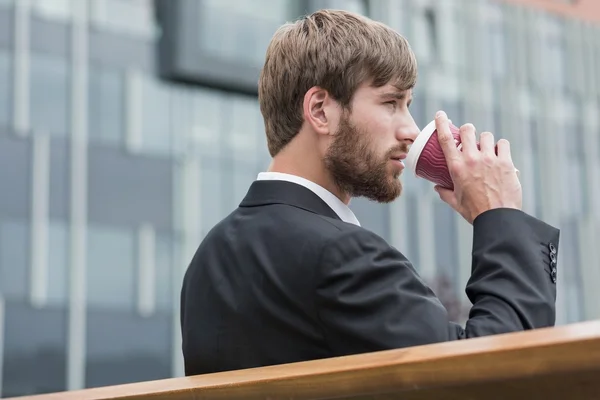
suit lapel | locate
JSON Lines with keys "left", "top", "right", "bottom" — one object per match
{"left": 239, "top": 180, "right": 342, "bottom": 221}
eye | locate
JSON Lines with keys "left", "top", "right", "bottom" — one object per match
{"left": 385, "top": 101, "right": 397, "bottom": 110}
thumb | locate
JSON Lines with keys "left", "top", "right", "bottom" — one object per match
{"left": 434, "top": 186, "right": 457, "bottom": 208}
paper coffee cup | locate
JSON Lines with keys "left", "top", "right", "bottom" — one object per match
{"left": 405, "top": 120, "right": 520, "bottom": 189}
{"left": 405, "top": 119, "right": 459, "bottom": 189}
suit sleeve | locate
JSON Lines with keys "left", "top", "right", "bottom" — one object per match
{"left": 315, "top": 208, "right": 559, "bottom": 356}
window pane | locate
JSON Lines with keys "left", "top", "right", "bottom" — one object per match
{"left": 2, "top": 301, "right": 67, "bottom": 396}
{"left": 558, "top": 220, "right": 584, "bottom": 323}
{"left": 85, "top": 310, "right": 171, "bottom": 388}
{"left": 89, "top": 65, "right": 124, "bottom": 145}
{"left": 200, "top": 160, "right": 226, "bottom": 236}
{"left": 0, "top": 220, "right": 28, "bottom": 301}
{"left": 140, "top": 77, "right": 172, "bottom": 156}
{"left": 90, "top": 0, "right": 157, "bottom": 38}
{"left": 348, "top": 198, "right": 390, "bottom": 241}
{"left": 190, "top": 88, "right": 225, "bottom": 158}
{"left": 155, "top": 232, "right": 174, "bottom": 312}
{"left": 30, "top": 54, "right": 69, "bottom": 136}
{"left": 485, "top": 2, "right": 506, "bottom": 80}
{"left": 47, "top": 220, "right": 68, "bottom": 306}
{"left": 87, "top": 225, "right": 135, "bottom": 310}
{"left": 322, "top": 0, "right": 368, "bottom": 15}
{"left": 404, "top": 192, "right": 420, "bottom": 269}
{"left": 199, "top": 0, "right": 301, "bottom": 67}
{"left": 31, "top": 0, "right": 72, "bottom": 21}
{"left": 226, "top": 94, "right": 261, "bottom": 167}
{"left": 0, "top": 50, "right": 10, "bottom": 127}
{"left": 433, "top": 201, "right": 459, "bottom": 291}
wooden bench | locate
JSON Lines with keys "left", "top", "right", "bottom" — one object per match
{"left": 9, "top": 319, "right": 600, "bottom": 400}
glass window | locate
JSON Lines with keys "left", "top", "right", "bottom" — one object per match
{"left": 89, "top": 65, "right": 124, "bottom": 145}
{"left": 0, "top": 50, "right": 10, "bottom": 127}
{"left": 189, "top": 88, "right": 225, "bottom": 159}
{"left": 321, "top": 0, "right": 368, "bottom": 15}
{"left": 200, "top": 160, "right": 226, "bottom": 236}
{"left": 562, "top": 119, "right": 585, "bottom": 217}
{"left": 529, "top": 119, "right": 544, "bottom": 217}
{"left": 0, "top": 0, "right": 13, "bottom": 8}
{"left": 233, "top": 167, "right": 257, "bottom": 207}
{"left": 433, "top": 201, "right": 459, "bottom": 293}
{"left": 31, "top": 0, "right": 72, "bottom": 21}
{"left": 0, "top": 220, "right": 28, "bottom": 301}
{"left": 348, "top": 198, "right": 390, "bottom": 241}
{"left": 199, "top": 0, "right": 303, "bottom": 67}
{"left": 485, "top": 3, "right": 507, "bottom": 80}
{"left": 140, "top": 77, "right": 172, "bottom": 156}
{"left": 87, "top": 225, "right": 136, "bottom": 310}
{"left": 440, "top": 99, "right": 464, "bottom": 128}
{"left": 155, "top": 232, "right": 174, "bottom": 312}
{"left": 558, "top": 220, "right": 584, "bottom": 323}
{"left": 47, "top": 220, "right": 68, "bottom": 306}
{"left": 542, "top": 16, "right": 566, "bottom": 90}
{"left": 85, "top": 310, "right": 171, "bottom": 388}
{"left": 403, "top": 192, "right": 420, "bottom": 270}
{"left": 226, "top": 94, "right": 261, "bottom": 168}
{"left": 2, "top": 301, "right": 67, "bottom": 397}
{"left": 89, "top": 0, "right": 157, "bottom": 38}
{"left": 409, "top": 93, "right": 426, "bottom": 131}
{"left": 30, "top": 54, "right": 69, "bottom": 136}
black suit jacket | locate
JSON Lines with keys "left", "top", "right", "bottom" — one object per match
{"left": 181, "top": 180, "right": 559, "bottom": 376}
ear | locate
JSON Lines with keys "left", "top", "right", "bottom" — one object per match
{"left": 302, "top": 86, "right": 338, "bottom": 136}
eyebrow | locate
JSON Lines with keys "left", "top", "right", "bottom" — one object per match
{"left": 380, "top": 91, "right": 413, "bottom": 106}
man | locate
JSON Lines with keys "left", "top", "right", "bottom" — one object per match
{"left": 180, "top": 9, "right": 559, "bottom": 376}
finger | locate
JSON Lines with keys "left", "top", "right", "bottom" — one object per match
{"left": 479, "top": 131, "right": 495, "bottom": 155}
{"left": 458, "top": 124, "right": 477, "bottom": 154}
{"left": 496, "top": 138, "right": 513, "bottom": 163}
{"left": 435, "top": 111, "right": 460, "bottom": 163}
{"left": 434, "top": 185, "right": 458, "bottom": 209}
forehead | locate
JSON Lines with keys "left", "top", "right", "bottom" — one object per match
{"left": 354, "top": 82, "right": 413, "bottom": 100}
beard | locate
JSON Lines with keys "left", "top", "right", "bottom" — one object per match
{"left": 324, "top": 113, "right": 408, "bottom": 203}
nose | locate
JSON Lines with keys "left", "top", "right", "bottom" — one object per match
{"left": 397, "top": 117, "right": 420, "bottom": 144}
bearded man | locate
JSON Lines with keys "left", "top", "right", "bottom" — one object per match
{"left": 180, "top": 9, "right": 559, "bottom": 376}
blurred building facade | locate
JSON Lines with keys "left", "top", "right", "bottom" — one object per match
{"left": 0, "top": 0, "right": 598, "bottom": 396}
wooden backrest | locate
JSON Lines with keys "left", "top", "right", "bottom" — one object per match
{"left": 8, "top": 320, "right": 600, "bottom": 400}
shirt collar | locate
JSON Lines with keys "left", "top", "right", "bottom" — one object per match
{"left": 256, "top": 172, "right": 361, "bottom": 226}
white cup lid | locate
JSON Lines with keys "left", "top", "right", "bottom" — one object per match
{"left": 405, "top": 119, "right": 438, "bottom": 175}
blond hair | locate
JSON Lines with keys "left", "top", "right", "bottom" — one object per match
{"left": 258, "top": 9, "right": 418, "bottom": 156}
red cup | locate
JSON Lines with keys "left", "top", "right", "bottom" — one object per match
{"left": 404, "top": 119, "right": 460, "bottom": 190}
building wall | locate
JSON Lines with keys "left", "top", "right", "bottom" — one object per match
{"left": 500, "top": 0, "right": 600, "bottom": 23}
{"left": 0, "top": 0, "right": 598, "bottom": 396}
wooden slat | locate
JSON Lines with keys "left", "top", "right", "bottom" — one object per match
{"left": 8, "top": 320, "right": 600, "bottom": 400}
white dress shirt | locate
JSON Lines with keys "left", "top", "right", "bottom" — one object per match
{"left": 256, "top": 172, "right": 361, "bottom": 226}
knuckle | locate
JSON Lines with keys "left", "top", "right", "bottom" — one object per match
{"left": 500, "top": 158, "right": 513, "bottom": 169}
{"left": 438, "top": 132, "right": 452, "bottom": 143}
{"left": 480, "top": 131, "right": 494, "bottom": 140}
{"left": 464, "top": 154, "right": 478, "bottom": 167}
{"left": 448, "top": 163, "right": 462, "bottom": 177}
{"left": 460, "top": 123, "right": 475, "bottom": 132}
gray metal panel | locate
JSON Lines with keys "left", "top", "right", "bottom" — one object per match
{"left": 49, "top": 137, "right": 69, "bottom": 220}
{"left": 30, "top": 16, "right": 69, "bottom": 57}
{"left": 0, "top": 9, "right": 13, "bottom": 50}
{"left": 0, "top": 134, "right": 30, "bottom": 219}
{"left": 87, "top": 146, "right": 173, "bottom": 230}
{"left": 156, "top": 0, "right": 311, "bottom": 95}
{"left": 88, "top": 28, "right": 155, "bottom": 73}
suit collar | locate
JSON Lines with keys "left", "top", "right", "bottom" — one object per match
{"left": 240, "top": 180, "right": 343, "bottom": 222}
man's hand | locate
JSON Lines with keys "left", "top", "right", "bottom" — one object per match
{"left": 434, "top": 111, "right": 522, "bottom": 224}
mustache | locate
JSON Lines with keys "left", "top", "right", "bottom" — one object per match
{"left": 387, "top": 142, "right": 410, "bottom": 157}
